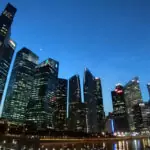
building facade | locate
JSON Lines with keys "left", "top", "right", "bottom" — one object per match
{"left": 94, "top": 77, "right": 105, "bottom": 132}
{"left": 0, "top": 3, "right": 17, "bottom": 46}
{"left": 84, "top": 68, "right": 97, "bottom": 133}
{"left": 133, "top": 102, "right": 150, "bottom": 132}
{"left": 26, "top": 58, "right": 59, "bottom": 129}
{"left": 2, "top": 48, "right": 38, "bottom": 124}
{"left": 84, "top": 68, "right": 104, "bottom": 133}
{"left": 53, "top": 78, "right": 68, "bottom": 131}
{"left": 124, "top": 77, "right": 142, "bottom": 131}
{"left": 0, "top": 3, "right": 17, "bottom": 103}
{"left": 0, "top": 39, "right": 16, "bottom": 104}
{"left": 105, "top": 113, "right": 114, "bottom": 134}
{"left": 68, "top": 75, "right": 85, "bottom": 132}
{"left": 111, "top": 84, "right": 129, "bottom": 132}
{"left": 147, "top": 83, "right": 150, "bottom": 101}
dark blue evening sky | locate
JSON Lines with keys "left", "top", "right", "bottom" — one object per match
{"left": 1, "top": 0, "right": 150, "bottom": 114}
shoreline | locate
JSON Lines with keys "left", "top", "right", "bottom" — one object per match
{"left": 0, "top": 134, "right": 149, "bottom": 143}
{"left": 40, "top": 135, "right": 150, "bottom": 142}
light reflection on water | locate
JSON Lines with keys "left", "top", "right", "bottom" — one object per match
{"left": 0, "top": 138, "right": 150, "bottom": 150}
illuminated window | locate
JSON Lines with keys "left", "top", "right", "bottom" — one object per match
{"left": 3, "top": 10, "right": 12, "bottom": 19}
{"left": 55, "top": 63, "right": 58, "bottom": 68}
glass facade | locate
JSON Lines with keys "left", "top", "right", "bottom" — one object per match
{"left": 0, "top": 40, "right": 16, "bottom": 103}
{"left": 111, "top": 84, "right": 129, "bottom": 132}
{"left": 53, "top": 78, "right": 68, "bottom": 131}
{"left": 147, "top": 83, "right": 150, "bottom": 101}
{"left": 0, "top": 3, "right": 17, "bottom": 46}
{"left": 84, "top": 68, "right": 104, "bottom": 133}
{"left": 68, "top": 75, "right": 85, "bottom": 132}
{"left": 2, "top": 48, "right": 38, "bottom": 124}
{"left": 105, "top": 113, "right": 115, "bottom": 134}
{"left": 133, "top": 102, "right": 150, "bottom": 132}
{"left": 94, "top": 77, "right": 105, "bottom": 132}
{"left": 26, "top": 58, "right": 59, "bottom": 129}
{"left": 124, "top": 77, "right": 142, "bottom": 131}
{"left": 84, "top": 68, "right": 97, "bottom": 133}
{"left": 0, "top": 3, "right": 17, "bottom": 103}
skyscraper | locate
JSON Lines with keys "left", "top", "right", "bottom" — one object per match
{"left": 147, "top": 83, "right": 150, "bottom": 101}
{"left": 0, "top": 3, "right": 17, "bottom": 103}
{"left": 94, "top": 77, "right": 105, "bottom": 132}
{"left": 2, "top": 48, "right": 38, "bottom": 123}
{"left": 0, "top": 3, "right": 17, "bottom": 46}
{"left": 53, "top": 78, "right": 68, "bottom": 131}
{"left": 111, "top": 84, "right": 129, "bottom": 132}
{"left": 105, "top": 112, "right": 114, "bottom": 134}
{"left": 68, "top": 75, "right": 85, "bottom": 132}
{"left": 0, "top": 39, "right": 16, "bottom": 104}
{"left": 84, "top": 68, "right": 97, "bottom": 133}
{"left": 84, "top": 68, "right": 104, "bottom": 133}
{"left": 26, "top": 58, "right": 59, "bottom": 129}
{"left": 124, "top": 77, "right": 142, "bottom": 131}
{"left": 133, "top": 102, "right": 150, "bottom": 132}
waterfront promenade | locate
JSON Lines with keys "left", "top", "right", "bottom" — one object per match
{"left": 0, "top": 135, "right": 149, "bottom": 149}
{"left": 40, "top": 135, "right": 149, "bottom": 142}
{"left": 0, "top": 134, "right": 149, "bottom": 143}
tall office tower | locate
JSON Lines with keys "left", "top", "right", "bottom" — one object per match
{"left": 94, "top": 77, "right": 105, "bottom": 132}
{"left": 111, "top": 84, "right": 129, "bottom": 132}
{"left": 105, "top": 112, "right": 114, "bottom": 134}
{"left": 53, "top": 78, "right": 68, "bottom": 131}
{"left": 147, "top": 83, "right": 150, "bottom": 101}
{"left": 68, "top": 75, "right": 85, "bottom": 132}
{"left": 84, "top": 68, "right": 97, "bottom": 133}
{"left": 26, "top": 58, "right": 59, "bottom": 129}
{"left": 84, "top": 68, "right": 104, "bottom": 133}
{"left": 124, "top": 77, "right": 142, "bottom": 131}
{"left": 0, "top": 39, "right": 16, "bottom": 104}
{"left": 0, "top": 3, "right": 17, "bottom": 46}
{"left": 2, "top": 48, "right": 38, "bottom": 123}
{"left": 0, "top": 3, "right": 17, "bottom": 103}
{"left": 133, "top": 102, "right": 150, "bottom": 132}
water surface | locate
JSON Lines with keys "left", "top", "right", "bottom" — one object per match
{"left": 0, "top": 137, "right": 150, "bottom": 150}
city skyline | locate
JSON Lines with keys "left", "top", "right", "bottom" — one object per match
{"left": 0, "top": 3, "right": 150, "bottom": 150}
{"left": 1, "top": 0, "right": 150, "bottom": 115}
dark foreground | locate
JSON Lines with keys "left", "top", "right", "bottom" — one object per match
{"left": 0, "top": 136, "right": 150, "bottom": 150}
